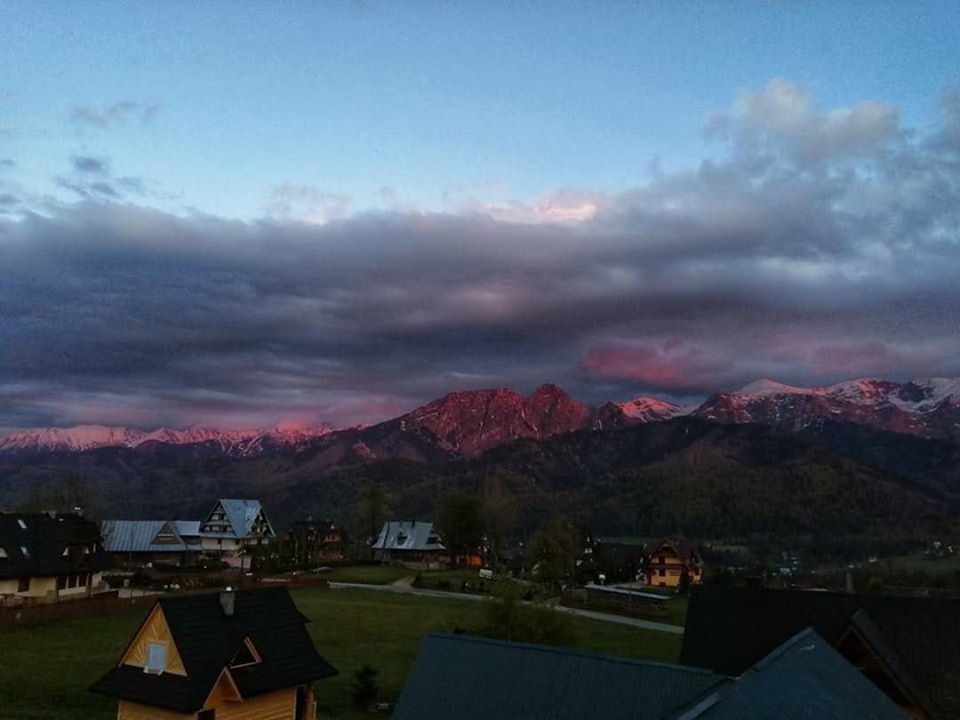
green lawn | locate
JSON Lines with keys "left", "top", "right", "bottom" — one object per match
{"left": 317, "top": 564, "right": 414, "bottom": 585}
{"left": 0, "top": 587, "right": 681, "bottom": 720}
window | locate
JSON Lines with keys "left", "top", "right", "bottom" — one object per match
{"left": 658, "top": 569, "right": 666, "bottom": 577}
{"left": 659, "top": 556, "right": 665, "bottom": 565}
{"left": 19, "top": 545, "right": 29, "bottom": 557}
{"left": 17, "top": 577, "right": 30, "bottom": 593}
{"left": 0, "top": 547, "right": 7, "bottom": 558}
{"left": 197, "top": 709, "right": 216, "bottom": 720}
{"left": 144, "top": 642, "right": 167, "bottom": 674}
{"left": 57, "top": 576, "right": 67, "bottom": 590}
{"left": 17, "top": 519, "right": 27, "bottom": 530}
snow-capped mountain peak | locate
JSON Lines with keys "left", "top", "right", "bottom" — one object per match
{"left": 0, "top": 423, "right": 331, "bottom": 458}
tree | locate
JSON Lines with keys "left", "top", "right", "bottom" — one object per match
{"left": 435, "top": 491, "right": 483, "bottom": 565}
{"left": 357, "top": 484, "right": 392, "bottom": 548}
{"left": 351, "top": 665, "right": 380, "bottom": 709}
{"left": 480, "top": 474, "right": 518, "bottom": 567}
{"left": 481, "top": 578, "right": 577, "bottom": 647}
{"left": 526, "top": 518, "right": 580, "bottom": 591}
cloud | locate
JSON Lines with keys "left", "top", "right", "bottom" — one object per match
{"left": 265, "top": 185, "right": 352, "bottom": 224}
{"left": 707, "top": 78, "right": 900, "bottom": 167}
{"left": 1, "top": 80, "right": 958, "bottom": 429}
{"left": 0, "top": 159, "right": 14, "bottom": 170}
{"left": 70, "top": 101, "right": 160, "bottom": 129}
{"left": 71, "top": 156, "right": 109, "bottom": 174}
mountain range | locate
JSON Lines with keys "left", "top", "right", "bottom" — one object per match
{"left": 2, "top": 378, "right": 959, "bottom": 549}
{"left": 2, "top": 376, "right": 957, "bottom": 461}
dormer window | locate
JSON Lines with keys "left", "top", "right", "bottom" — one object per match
{"left": 19, "top": 545, "right": 29, "bottom": 557}
{"left": 17, "top": 519, "right": 27, "bottom": 530}
{"left": 229, "top": 637, "right": 261, "bottom": 668}
{"left": 144, "top": 642, "right": 167, "bottom": 674}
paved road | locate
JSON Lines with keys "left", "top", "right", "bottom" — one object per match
{"left": 328, "top": 581, "right": 684, "bottom": 635}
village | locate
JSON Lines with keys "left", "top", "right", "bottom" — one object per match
{"left": 2, "top": 497, "right": 958, "bottom": 719}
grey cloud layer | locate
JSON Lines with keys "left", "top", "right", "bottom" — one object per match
{"left": 1, "top": 81, "right": 959, "bottom": 429}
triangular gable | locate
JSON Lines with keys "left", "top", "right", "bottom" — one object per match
{"left": 152, "top": 521, "right": 185, "bottom": 546}
{"left": 119, "top": 604, "right": 187, "bottom": 676}
{"left": 203, "top": 667, "right": 242, "bottom": 708}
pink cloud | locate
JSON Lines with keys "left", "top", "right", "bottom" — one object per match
{"left": 582, "top": 342, "right": 728, "bottom": 392}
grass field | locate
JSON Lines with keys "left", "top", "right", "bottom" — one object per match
{"left": 0, "top": 587, "right": 682, "bottom": 720}
{"left": 316, "top": 564, "right": 414, "bottom": 585}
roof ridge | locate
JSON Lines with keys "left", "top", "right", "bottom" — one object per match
{"left": 425, "top": 632, "right": 720, "bottom": 676}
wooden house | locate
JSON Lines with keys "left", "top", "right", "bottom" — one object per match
{"left": 372, "top": 521, "right": 446, "bottom": 569}
{"left": 644, "top": 538, "right": 703, "bottom": 589}
{"left": 90, "top": 586, "right": 337, "bottom": 719}
{"left": 102, "top": 499, "right": 276, "bottom": 569}
{"left": 681, "top": 585, "right": 960, "bottom": 719}
{"left": 198, "top": 499, "right": 276, "bottom": 565}
{"left": 100, "top": 520, "right": 204, "bottom": 567}
{"left": 282, "top": 517, "right": 344, "bottom": 564}
{"left": 0, "top": 511, "right": 108, "bottom": 605}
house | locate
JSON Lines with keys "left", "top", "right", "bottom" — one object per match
{"left": 100, "top": 520, "right": 204, "bottom": 567}
{"left": 90, "top": 586, "right": 337, "bottom": 719}
{"left": 102, "top": 499, "right": 276, "bottom": 569}
{"left": 281, "top": 517, "right": 344, "bottom": 565}
{"left": 644, "top": 538, "right": 703, "bottom": 589}
{"left": 197, "top": 499, "right": 276, "bottom": 564}
{"left": 680, "top": 585, "right": 960, "bottom": 719}
{"left": 0, "top": 511, "right": 109, "bottom": 605}
{"left": 392, "top": 630, "right": 902, "bottom": 719}
{"left": 371, "top": 521, "right": 446, "bottom": 569}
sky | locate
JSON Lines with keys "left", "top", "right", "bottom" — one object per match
{"left": 1, "top": 1, "right": 960, "bottom": 431}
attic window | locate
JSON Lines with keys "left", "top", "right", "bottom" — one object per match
{"left": 19, "top": 545, "right": 29, "bottom": 557}
{"left": 17, "top": 519, "right": 27, "bottom": 530}
{"left": 144, "top": 642, "right": 167, "bottom": 675}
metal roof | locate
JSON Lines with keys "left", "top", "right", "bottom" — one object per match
{"left": 207, "top": 499, "right": 273, "bottom": 539}
{"left": 100, "top": 520, "right": 201, "bottom": 554}
{"left": 687, "top": 629, "right": 904, "bottom": 719}
{"left": 585, "top": 584, "right": 669, "bottom": 602}
{"left": 372, "top": 521, "right": 445, "bottom": 552}
{"left": 393, "top": 633, "right": 723, "bottom": 720}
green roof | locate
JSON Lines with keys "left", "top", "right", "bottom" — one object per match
{"left": 392, "top": 634, "right": 724, "bottom": 720}
{"left": 688, "top": 628, "right": 904, "bottom": 719}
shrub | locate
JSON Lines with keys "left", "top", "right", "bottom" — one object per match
{"left": 351, "top": 665, "right": 380, "bottom": 709}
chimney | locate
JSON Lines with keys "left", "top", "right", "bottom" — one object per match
{"left": 220, "top": 587, "right": 236, "bottom": 617}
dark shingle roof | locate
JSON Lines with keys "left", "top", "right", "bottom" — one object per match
{"left": 0, "top": 512, "right": 108, "bottom": 579}
{"left": 688, "top": 629, "right": 904, "bottom": 719}
{"left": 680, "top": 585, "right": 960, "bottom": 719}
{"left": 90, "top": 587, "right": 336, "bottom": 713}
{"left": 392, "top": 633, "right": 725, "bottom": 720}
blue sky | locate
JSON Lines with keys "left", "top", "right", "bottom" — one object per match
{"left": 3, "top": 2, "right": 958, "bottom": 218}
{"left": 2, "top": 2, "right": 960, "bottom": 430}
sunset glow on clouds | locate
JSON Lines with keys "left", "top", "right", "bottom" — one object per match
{"left": 1, "top": 5, "right": 959, "bottom": 430}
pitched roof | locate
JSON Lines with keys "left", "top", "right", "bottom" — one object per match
{"left": 0, "top": 512, "right": 108, "bottom": 579}
{"left": 204, "top": 499, "right": 274, "bottom": 539}
{"left": 680, "top": 585, "right": 960, "bottom": 719}
{"left": 651, "top": 538, "right": 702, "bottom": 562}
{"left": 392, "top": 633, "right": 725, "bottom": 720}
{"left": 683, "top": 629, "right": 903, "bottom": 719}
{"left": 372, "top": 521, "right": 445, "bottom": 552}
{"left": 90, "top": 587, "right": 336, "bottom": 713}
{"left": 100, "top": 520, "right": 202, "bottom": 554}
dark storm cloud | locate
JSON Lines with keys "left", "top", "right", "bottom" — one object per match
{"left": 2, "top": 80, "right": 959, "bottom": 430}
